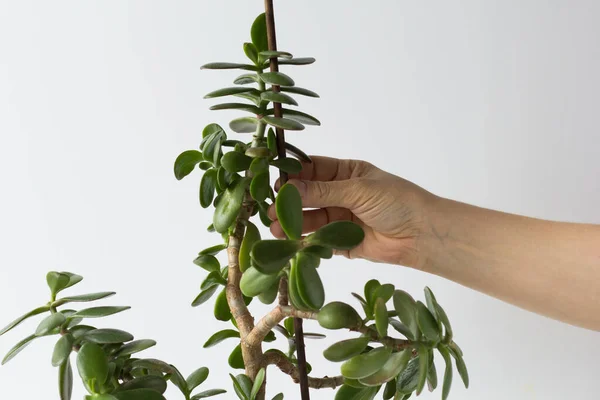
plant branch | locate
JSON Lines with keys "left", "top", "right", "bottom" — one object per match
{"left": 247, "top": 306, "right": 317, "bottom": 345}
{"left": 355, "top": 325, "right": 414, "bottom": 351}
{"left": 264, "top": 351, "right": 344, "bottom": 389}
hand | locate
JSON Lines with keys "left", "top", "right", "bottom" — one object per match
{"left": 268, "top": 156, "right": 436, "bottom": 268}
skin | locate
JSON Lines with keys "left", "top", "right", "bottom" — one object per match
{"left": 268, "top": 156, "right": 600, "bottom": 331}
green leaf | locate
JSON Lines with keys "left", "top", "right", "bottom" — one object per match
{"left": 251, "top": 13, "right": 268, "bottom": 53}
{"left": 277, "top": 58, "right": 316, "bottom": 66}
{"left": 191, "top": 389, "right": 227, "bottom": 399}
{"left": 69, "top": 325, "right": 95, "bottom": 340}
{"left": 359, "top": 349, "right": 411, "bottom": 387}
{"left": 260, "top": 91, "right": 298, "bottom": 106}
{"left": 240, "top": 222, "right": 261, "bottom": 273}
{"left": 389, "top": 320, "right": 414, "bottom": 340}
{"left": 280, "top": 86, "right": 319, "bottom": 97}
{"left": 214, "top": 289, "right": 232, "bottom": 321}
{"left": 364, "top": 279, "right": 380, "bottom": 308}
{"left": 383, "top": 379, "right": 396, "bottom": 400}
{"left": 439, "top": 346, "right": 453, "bottom": 400}
{"left": 243, "top": 42, "right": 259, "bottom": 64}
{"left": 392, "top": 291, "right": 418, "bottom": 340}
{"left": 62, "top": 272, "right": 84, "bottom": 290}
{"left": 0, "top": 306, "right": 50, "bottom": 336}
{"left": 276, "top": 183, "right": 303, "bottom": 240}
{"left": 259, "top": 50, "right": 293, "bottom": 59}
{"left": 200, "top": 169, "right": 217, "bottom": 208}
{"left": 187, "top": 366, "right": 209, "bottom": 392}
{"left": 83, "top": 329, "right": 134, "bottom": 344}
{"left": 169, "top": 364, "right": 189, "bottom": 395}
{"left": 222, "top": 152, "right": 253, "bottom": 173}
{"left": 284, "top": 142, "right": 312, "bottom": 163}
{"left": 249, "top": 171, "right": 270, "bottom": 202}
{"left": 247, "top": 148, "right": 270, "bottom": 161}
{"left": 251, "top": 239, "right": 301, "bottom": 274}
{"left": 266, "top": 109, "right": 320, "bottom": 126}
{"left": 341, "top": 347, "right": 392, "bottom": 379}
{"left": 77, "top": 342, "right": 108, "bottom": 388}
{"left": 449, "top": 345, "right": 469, "bottom": 388}
{"left": 59, "top": 358, "right": 73, "bottom": 400}
{"left": 270, "top": 158, "right": 303, "bottom": 174}
{"left": 267, "top": 128, "right": 277, "bottom": 153}
{"left": 113, "top": 389, "right": 166, "bottom": 400}
{"left": 323, "top": 337, "right": 369, "bottom": 362}
{"left": 317, "top": 302, "right": 362, "bottom": 330}
{"left": 174, "top": 150, "right": 203, "bottom": 180}
{"left": 213, "top": 178, "right": 251, "bottom": 233}
{"left": 192, "top": 286, "right": 219, "bottom": 307}
{"left": 210, "top": 103, "right": 260, "bottom": 114}
{"left": 234, "top": 74, "right": 260, "bottom": 85}
{"left": 295, "top": 254, "right": 325, "bottom": 310}
{"left": 2, "top": 334, "right": 36, "bottom": 365}
{"left": 52, "top": 334, "right": 74, "bottom": 367}
{"left": 374, "top": 298, "right": 388, "bottom": 337}
{"left": 436, "top": 303, "right": 453, "bottom": 342}
{"left": 205, "top": 87, "right": 256, "bottom": 99}
{"left": 288, "top": 262, "right": 310, "bottom": 311}
{"left": 120, "top": 376, "right": 168, "bottom": 394}
{"left": 250, "top": 368, "right": 265, "bottom": 399}
{"left": 113, "top": 339, "right": 157, "bottom": 357}
{"left": 260, "top": 72, "right": 295, "bottom": 87}
{"left": 416, "top": 345, "right": 430, "bottom": 395}
{"left": 228, "top": 344, "right": 244, "bottom": 369}
{"left": 201, "top": 271, "right": 227, "bottom": 290}
{"left": 47, "top": 271, "right": 71, "bottom": 297}
{"left": 35, "top": 312, "right": 66, "bottom": 336}
{"left": 240, "top": 266, "right": 280, "bottom": 297}
{"left": 201, "top": 63, "right": 258, "bottom": 71}
{"left": 396, "top": 357, "right": 420, "bottom": 394}
{"left": 270, "top": 393, "right": 284, "bottom": 400}
{"left": 374, "top": 284, "right": 395, "bottom": 304}
{"left": 72, "top": 306, "right": 130, "bottom": 319}
{"left": 301, "top": 245, "right": 332, "bottom": 259}
{"left": 199, "top": 244, "right": 227, "bottom": 256}
{"left": 256, "top": 201, "right": 272, "bottom": 227}
{"left": 234, "top": 91, "right": 262, "bottom": 106}
{"left": 193, "top": 255, "right": 220, "bottom": 273}
{"left": 307, "top": 221, "right": 365, "bottom": 250}
{"left": 257, "top": 279, "right": 280, "bottom": 305}
{"left": 334, "top": 385, "right": 379, "bottom": 400}
{"left": 129, "top": 358, "right": 173, "bottom": 374}
{"left": 203, "top": 330, "right": 240, "bottom": 348}
{"left": 230, "top": 117, "right": 259, "bottom": 134}
{"left": 424, "top": 287, "right": 443, "bottom": 333}
{"left": 55, "top": 292, "right": 115, "bottom": 306}
{"left": 427, "top": 350, "right": 438, "bottom": 391}
{"left": 416, "top": 301, "right": 441, "bottom": 342}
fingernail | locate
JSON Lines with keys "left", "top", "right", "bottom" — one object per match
{"left": 289, "top": 179, "right": 307, "bottom": 198}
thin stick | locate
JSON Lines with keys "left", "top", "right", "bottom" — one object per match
{"left": 264, "top": 1, "right": 309, "bottom": 399}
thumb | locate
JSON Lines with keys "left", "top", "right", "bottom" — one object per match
{"left": 288, "top": 179, "right": 360, "bottom": 210}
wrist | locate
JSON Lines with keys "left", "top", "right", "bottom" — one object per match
{"left": 415, "top": 194, "right": 453, "bottom": 273}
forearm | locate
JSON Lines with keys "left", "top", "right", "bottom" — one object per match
{"left": 420, "top": 196, "right": 600, "bottom": 331}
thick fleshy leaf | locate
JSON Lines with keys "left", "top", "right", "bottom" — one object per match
{"left": 59, "top": 358, "right": 73, "bottom": 400}
{"left": 243, "top": 42, "right": 259, "bottom": 64}
{"left": 120, "top": 376, "right": 168, "bottom": 394}
{"left": 323, "top": 337, "right": 369, "bottom": 362}
{"left": 427, "top": 350, "right": 438, "bottom": 391}
{"left": 260, "top": 72, "right": 295, "bottom": 87}
{"left": 341, "top": 347, "right": 392, "bottom": 379}
{"left": 389, "top": 320, "right": 415, "bottom": 340}
{"left": 239, "top": 222, "right": 261, "bottom": 273}
{"left": 205, "top": 87, "right": 256, "bottom": 99}
{"left": 307, "top": 221, "right": 365, "bottom": 250}
{"left": 364, "top": 279, "right": 380, "bottom": 307}
{"left": 234, "top": 91, "right": 262, "bottom": 106}
{"left": 234, "top": 74, "right": 260, "bottom": 85}
{"left": 374, "top": 284, "right": 395, "bottom": 304}
{"left": 199, "top": 169, "right": 217, "bottom": 208}
{"left": 251, "top": 239, "right": 301, "bottom": 274}
{"left": 416, "top": 301, "right": 441, "bottom": 342}
{"left": 191, "top": 389, "right": 227, "bottom": 399}
{"left": 277, "top": 57, "right": 316, "bottom": 66}
{"left": 449, "top": 345, "right": 469, "bottom": 388}
{"left": 192, "top": 286, "right": 219, "bottom": 307}
{"left": 221, "top": 152, "right": 253, "bottom": 173}
{"left": 187, "top": 367, "right": 209, "bottom": 392}
{"left": 169, "top": 365, "right": 189, "bottom": 395}
{"left": 270, "top": 158, "right": 303, "bottom": 174}
{"left": 301, "top": 245, "right": 332, "bottom": 259}
{"left": 213, "top": 178, "right": 251, "bottom": 233}
{"left": 214, "top": 289, "right": 232, "bottom": 322}
{"left": 439, "top": 346, "right": 453, "bottom": 400}
{"left": 284, "top": 142, "right": 311, "bottom": 163}
{"left": 199, "top": 244, "right": 228, "bottom": 256}
{"left": 77, "top": 342, "right": 108, "bottom": 386}
{"left": 276, "top": 183, "right": 303, "bottom": 240}
{"left": 436, "top": 303, "right": 453, "bottom": 342}
{"left": 240, "top": 266, "right": 280, "bottom": 297}
{"left": 246, "top": 148, "right": 270, "bottom": 160}
{"left": 129, "top": 359, "right": 173, "bottom": 374}
{"left": 62, "top": 272, "right": 84, "bottom": 290}
{"left": 52, "top": 334, "right": 74, "bottom": 367}
{"left": 288, "top": 262, "right": 310, "bottom": 311}
{"left": 259, "top": 50, "right": 293, "bottom": 59}
{"left": 0, "top": 306, "right": 50, "bottom": 336}
{"left": 201, "top": 63, "right": 258, "bottom": 71}
{"left": 295, "top": 254, "right": 325, "bottom": 310}
{"left": 266, "top": 128, "right": 277, "bottom": 153}
{"left": 250, "top": 171, "right": 270, "bottom": 202}
{"left": 35, "top": 313, "right": 66, "bottom": 336}
{"left": 228, "top": 344, "right": 244, "bottom": 369}
{"left": 257, "top": 279, "right": 280, "bottom": 305}
{"left": 280, "top": 86, "right": 319, "bottom": 97}
{"left": 174, "top": 150, "right": 203, "bottom": 180}
{"left": 210, "top": 103, "right": 260, "bottom": 114}
{"left": 256, "top": 201, "right": 272, "bottom": 227}
{"left": 392, "top": 291, "right": 418, "bottom": 340}
{"left": 317, "top": 302, "right": 362, "bottom": 330}
{"left": 250, "top": 368, "right": 266, "bottom": 399}
{"left": 201, "top": 271, "right": 226, "bottom": 290}
{"left": 251, "top": 13, "right": 268, "bottom": 53}
{"left": 229, "top": 117, "right": 259, "bottom": 134}
{"left": 424, "top": 287, "right": 443, "bottom": 333}
{"left": 260, "top": 91, "right": 298, "bottom": 106}
{"left": 113, "top": 389, "right": 166, "bottom": 400}
{"left": 383, "top": 379, "right": 396, "bottom": 400}
{"left": 416, "top": 345, "right": 430, "bottom": 395}
{"left": 266, "top": 109, "right": 320, "bottom": 126}
{"left": 374, "top": 298, "right": 388, "bottom": 337}
{"left": 2, "top": 334, "right": 36, "bottom": 365}
{"left": 47, "top": 272, "right": 71, "bottom": 297}
{"left": 194, "top": 254, "right": 220, "bottom": 273}
{"left": 396, "top": 357, "right": 420, "bottom": 394}
{"left": 69, "top": 325, "right": 95, "bottom": 340}
{"left": 114, "top": 340, "right": 157, "bottom": 357}
{"left": 55, "top": 292, "right": 115, "bottom": 306}
{"left": 334, "top": 385, "right": 379, "bottom": 400}
{"left": 83, "top": 329, "right": 134, "bottom": 344}
{"left": 359, "top": 350, "right": 411, "bottom": 387}
{"left": 72, "top": 306, "right": 130, "bottom": 319}
{"left": 203, "top": 330, "right": 240, "bottom": 348}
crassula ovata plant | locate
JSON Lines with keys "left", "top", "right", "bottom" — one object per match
{"left": 1, "top": 5, "right": 469, "bottom": 400}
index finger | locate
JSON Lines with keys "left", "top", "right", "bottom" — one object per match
{"left": 289, "top": 156, "right": 365, "bottom": 182}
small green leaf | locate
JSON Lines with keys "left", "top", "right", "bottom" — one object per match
{"left": 59, "top": 358, "right": 73, "bottom": 400}
{"left": 129, "top": 359, "right": 174, "bottom": 374}
{"left": 113, "top": 389, "right": 166, "bottom": 400}
{"left": 449, "top": 345, "right": 469, "bottom": 388}
{"left": 174, "top": 150, "right": 203, "bottom": 180}
{"left": 301, "top": 245, "right": 332, "bottom": 259}
{"left": 200, "top": 169, "right": 217, "bottom": 208}
{"left": 288, "top": 262, "right": 310, "bottom": 311}
{"left": 250, "top": 171, "right": 270, "bottom": 202}
{"left": 210, "top": 103, "right": 260, "bottom": 114}
{"left": 251, "top": 239, "right": 301, "bottom": 274}
{"left": 234, "top": 74, "right": 260, "bottom": 85}
{"left": 396, "top": 357, "right": 420, "bottom": 394}
{"left": 436, "top": 303, "right": 453, "bottom": 342}
{"left": 251, "top": 13, "right": 268, "bottom": 53}
{"left": 199, "top": 244, "right": 227, "bottom": 256}
{"left": 169, "top": 364, "right": 189, "bottom": 395}
{"left": 55, "top": 292, "right": 115, "bottom": 306}
{"left": 389, "top": 320, "right": 414, "bottom": 340}
{"left": 191, "top": 389, "right": 227, "bottom": 399}
{"left": 261, "top": 92, "right": 298, "bottom": 107}
{"left": 374, "top": 284, "right": 395, "bottom": 304}
{"left": 280, "top": 86, "right": 319, "bottom": 97}
{"left": 214, "top": 289, "right": 232, "bottom": 321}
{"left": 276, "top": 183, "right": 303, "bottom": 240}
{"left": 230, "top": 117, "right": 259, "bottom": 134}
{"left": 270, "top": 158, "right": 303, "bottom": 174}
{"left": 113, "top": 339, "right": 157, "bottom": 357}
{"left": 201, "top": 271, "right": 226, "bottom": 290}
{"left": 416, "top": 301, "right": 441, "bottom": 342}
{"left": 35, "top": 313, "right": 66, "bottom": 336}
{"left": 259, "top": 50, "right": 293, "bottom": 59}
{"left": 267, "top": 128, "right": 277, "bottom": 153}
{"left": 193, "top": 255, "right": 220, "bottom": 273}
{"left": 187, "top": 367, "right": 209, "bottom": 392}
{"left": 76, "top": 342, "right": 108, "bottom": 389}
{"left": 243, "top": 42, "right": 259, "bottom": 64}
{"left": 203, "top": 330, "right": 240, "bottom": 348}
{"left": 284, "top": 142, "right": 311, "bottom": 163}
{"left": 416, "top": 345, "right": 430, "bottom": 395}
{"left": 120, "top": 376, "right": 168, "bottom": 394}
{"left": 72, "top": 306, "right": 130, "bottom": 319}
{"left": 323, "top": 337, "right": 369, "bottom": 362}
{"left": 392, "top": 291, "right": 418, "bottom": 340}
{"left": 0, "top": 306, "right": 50, "bottom": 336}
{"left": 52, "top": 334, "right": 74, "bottom": 367}
{"left": 83, "top": 329, "right": 134, "bottom": 344}
{"left": 277, "top": 58, "right": 316, "bottom": 66}
{"left": 228, "top": 344, "right": 244, "bottom": 369}
{"left": 267, "top": 109, "right": 320, "bottom": 126}
{"left": 341, "top": 347, "right": 392, "bottom": 379}
{"left": 424, "top": 287, "right": 443, "bottom": 333}
{"left": 295, "top": 254, "right": 325, "bottom": 310}
{"left": 260, "top": 72, "right": 295, "bottom": 87}
{"left": 205, "top": 87, "right": 256, "bottom": 99}
{"left": 257, "top": 279, "right": 280, "bottom": 305}
{"left": 239, "top": 222, "right": 261, "bottom": 273}
{"left": 221, "top": 152, "right": 253, "bottom": 173}
{"left": 47, "top": 271, "right": 71, "bottom": 298}
{"left": 427, "top": 350, "right": 438, "bottom": 391}
{"left": 439, "top": 346, "right": 453, "bottom": 400}
{"left": 192, "top": 286, "right": 219, "bottom": 307}
{"left": 213, "top": 178, "right": 251, "bottom": 233}
{"left": 270, "top": 393, "right": 283, "bottom": 400}
{"left": 246, "top": 148, "right": 270, "bottom": 160}
{"left": 307, "top": 221, "right": 365, "bottom": 250}
{"left": 383, "top": 379, "right": 396, "bottom": 400}
{"left": 359, "top": 349, "right": 411, "bottom": 387}
{"left": 240, "top": 266, "right": 280, "bottom": 298}
{"left": 2, "top": 334, "right": 36, "bottom": 365}
{"left": 250, "top": 368, "right": 266, "bottom": 399}
{"left": 374, "top": 298, "right": 388, "bottom": 337}
{"left": 201, "top": 63, "right": 258, "bottom": 71}
{"left": 317, "top": 302, "right": 362, "bottom": 330}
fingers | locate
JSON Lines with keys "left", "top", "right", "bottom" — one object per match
{"left": 269, "top": 207, "right": 352, "bottom": 238}
{"left": 284, "top": 156, "right": 372, "bottom": 184}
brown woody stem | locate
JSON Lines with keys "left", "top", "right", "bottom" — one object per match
{"left": 264, "top": 351, "right": 345, "bottom": 389}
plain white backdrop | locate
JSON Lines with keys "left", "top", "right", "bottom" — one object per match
{"left": 1, "top": 1, "right": 599, "bottom": 399}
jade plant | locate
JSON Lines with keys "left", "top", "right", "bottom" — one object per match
{"left": 0, "top": 6, "right": 469, "bottom": 400}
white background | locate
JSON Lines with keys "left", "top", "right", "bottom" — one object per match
{"left": 1, "top": 1, "right": 599, "bottom": 399}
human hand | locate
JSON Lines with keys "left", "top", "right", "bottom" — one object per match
{"left": 268, "top": 156, "right": 436, "bottom": 268}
